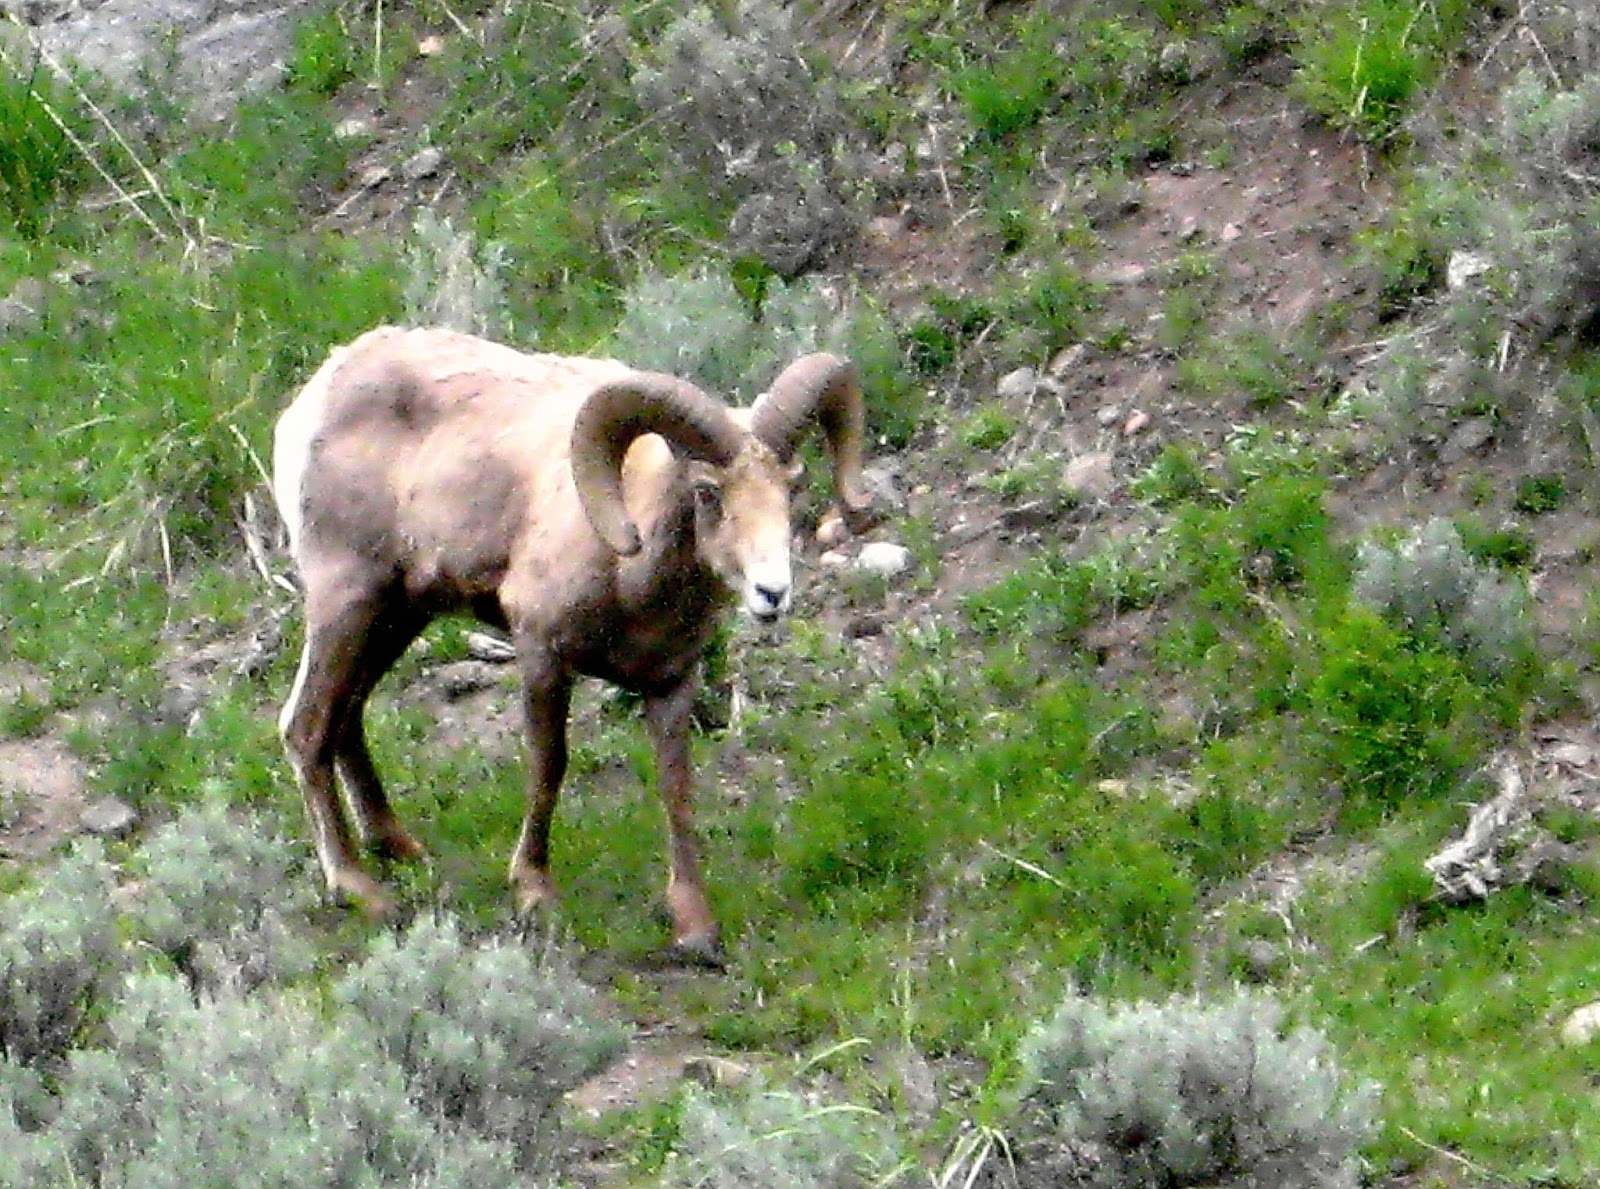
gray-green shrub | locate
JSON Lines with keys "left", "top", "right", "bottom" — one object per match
{"left": 0, "top": 971, "right": 519, "bottom": 1189}
{"left": 1352, "top": 518, "right": 1533, "bottom": 675}
{"left": 1019, "top": 990, "right": 1376, "bottom": 1189}
{"left": 0, "top": 842, "right": 121, "bottom": 1069}
{"left": 125, "top": 800, "right": 319, "bottom": 995}
{"left": 335, "top": 913, "right": 627, "bottom": 1164}
{"left": 665, "top": 1081, "right": 906, "bottom": 1189}
{"left": 630, "top": 0, "right": 853, "bottom": 273}
{"left": 403, "top": 209, "right": 510, "bottom": 339}
{"left": 609, "top": 269, "right": 846, "bottom": 402}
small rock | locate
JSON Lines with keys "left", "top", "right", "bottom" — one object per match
{"left": 1095, "top": 404, "right": 1124, "bottom": 428}
{"left": 335, "top": 116, "right": 375, "bottom": 141}
{"left": 1122, "top": 409, "right": 1151, "bottom": 437}
{"left": 860, "top": 458, "right": 908, "bottom": 514}
{"left": 1096, "top": 263, "right": 1149, "bottom": 286}
{"left": 465, "top": 632, "right": 517, "bottom": 664}
{"left": 815, "top": 513, "right": 848, "bottom": 549}
{"left": 1447, "top": 250, "right": 1494, "bottom": 291}
{"left": 1063, "top": 452, "right": 1116, "bottom": 501}
{"left": 683, "top": 1055, "right": 752, "bottom": 1090}
{"left": 1550, "top": 742, "right": 1595, "bottom": 768}
{"left": 818, "top": 549, "right": 850, "bottom": 569}
{"left": 357, "top": 164, "right": 392, "bottom": 189}
{"left": 1221, "top": 222, "right": 1243, "bottom": 243}
{"left": 417, "top": 34, "right": 446, "bottom": 56}
{"left": 401, "top": 146, "right": 445, "bottom": 182}
{"left": 80, "top": 796, "right": 139, "bottom": 839}
{"left": 1436, "top": 416, "right": 1496, "bottom": 465}
{"left": 1048, "top": 343, "right": 1087, "bottom": 376}
{"left": 845, "top": 613, "right": 886, "bottom": 639}
{"left": 996, "top": 366, "right": 1039, "bottom": 401}
{"left": 432, "top": 660, "right": 503, "bottom": 699}
{"left": 1178, "top": 217, "right": 1203, "bottom": 241}
{"left": 855, "top": 541, "right": 913, "bottom": 577}
{"left": 1561, "top": 1002, "right": 1600, "bottom": 1047}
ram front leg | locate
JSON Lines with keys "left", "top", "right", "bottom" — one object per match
{"left": 509, "top": 655, "right": 572, "bottom": 918}
{"left": 645, "top": 679, "right": 723, "bottom": 966}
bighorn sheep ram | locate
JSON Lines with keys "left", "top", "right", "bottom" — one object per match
{"left": 273, "top": 325, "right": 873, "bottom": 962}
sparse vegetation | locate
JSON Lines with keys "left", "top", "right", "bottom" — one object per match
{"left": 2, "top": 0, "right": 1600, "bottom": 1185}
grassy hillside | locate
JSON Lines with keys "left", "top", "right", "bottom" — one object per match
{"left": 3, "top": 1, "right": 1600, "bottom": 1185}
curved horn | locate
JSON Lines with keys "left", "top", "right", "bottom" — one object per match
{"left": 571, "top": 372, "right": 748, "bottom": 555}
{"left": 750, "top": 353, "right": 874, "bottom": 529}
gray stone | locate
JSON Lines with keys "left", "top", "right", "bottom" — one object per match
{"left": 465, "top": 631, "right": 516, "bottom": 664}
{"left": 996, "top": 366, "right": 1038, "bottom": 401}
{"left": 1048, "top": 343, "right": 1087, "bottom": 376}
{"left": 431, "top": 660, "right": 504, "bottom": 700}
{"left": 401, "top": 146, "right": 446, "bottom": 182}
{"left": 1437, "top": 416, "right": 1496, "bottom": 465}
{"left": 854, "top": 541, "right": 912, "bottom": 577}
{"left": 25, "top": 0, "right": 310, "bottom": 121}
{"left": 1447, "top": 250, "right": 1494, "bottom": 291}
{"left": 1063, "top": 452, "right": 1116, "bottom": 500}
{"left": 1561, "top": 1001, "right": 1600, "bottom": 1047}
{"left": 80, "top": 795, "right": 138, "bottom": 839}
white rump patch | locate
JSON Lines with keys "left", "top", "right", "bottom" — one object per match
{"left": 272, "top": 347, "right": 344, "bottom": 556}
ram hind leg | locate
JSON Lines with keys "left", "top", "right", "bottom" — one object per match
{"left": 645, "top": 679, "right": 723, "bottom": 966}
{"left": 280, "top": 576, "right": 398, "bottom": 916}
{"left": 334, "top": 610, "right": 429, "bottom": 863}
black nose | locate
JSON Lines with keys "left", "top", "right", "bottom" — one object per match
{"left": 755, "top": 583, "right": 786, "bottom": 607}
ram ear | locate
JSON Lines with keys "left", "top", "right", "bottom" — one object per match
{"left": 750, "top": 353, "right": 875, "bottom": 532}
{"left": 572, "top": 375, "right": 746, "bottom": 555}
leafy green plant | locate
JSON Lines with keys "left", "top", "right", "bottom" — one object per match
{"left": 1305, "top": 608, "right": 1488, "bottom": 812}
{"left": 957, "top": 404, "right": 1017, "bottom": 450}
{"left": 0, "top": 57, "right": 87, "bottom": 239}
{"left": 666, "top": 1078, "right": 905, "bottom": 1188}
{"left": 1513, "top": 472, "right": 1568, "bottom": 513}
{"left": 1293, "top": 0, "right": 1480, "bottom": 144}
{"left": 954, "top": 10, "right": 1065, "bottom": 142}
{"left": 284, "top": 4, "right": 359, "bottom": 97}
{"left": 403, "top": 209, "right": 509, "bottom": 338}
{"left": 609, "top": 268, "right": 843, "bottom": 401}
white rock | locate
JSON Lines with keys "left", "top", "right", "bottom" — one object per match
{"left": 80, "top": 796, "right": 139, "bottom": 839}
{"left": 402, "top": 146, "right": 446, "bottom": 182}
{"left": 1048, "top": 344, "right": 1087, "bottom": 376}
{"left": 1063, "top": 452, "right": 1116, "bottom": 500}
{"left": 818, "top": 549, "right": 850, "bottom": 568}
{"left": 815, "top": 513, "right": 848, "bottom": 548}
{"left": 855, "top": 542, "right": 913, "bottom": 577}
{"left": 1561, "top": 1002, "right": 1600, "bottom": 1046}
{"left": 1447, "top": 250, "right": 1494, "bottom": 290}
{"left": 335, "top": 117, "right": 375, "bottom": 141}
{"left": 996, "top": 367, "right": 1039, "bottom": 401}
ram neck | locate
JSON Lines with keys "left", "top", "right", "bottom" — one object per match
{"left": 625, "top": 487, "right": 718, "bottom": 607}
